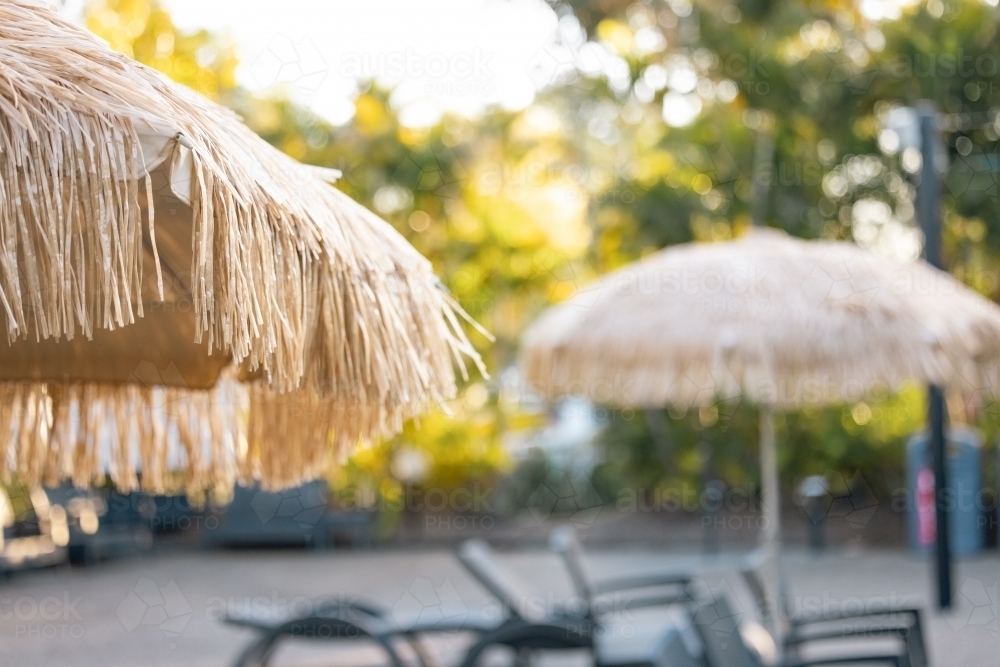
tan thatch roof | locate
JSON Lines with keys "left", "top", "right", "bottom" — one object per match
{"left": 522, "top": 228, "right": 1000, "bottom": 409}
{"left": 0, "top": 1, "right": 486, "bottom": 491}
{"left": 0, "top": 375, "right": 388, "bottom": 492}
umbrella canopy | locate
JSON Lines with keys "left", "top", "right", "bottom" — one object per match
{"left": 0, "top": 1, "right": 484, "bottom": 491}
{"left": 523, "top": 228, "right": 1000, "bottom": 408}
{"left": 521, "top": 228, "right": 1000, "bottom": 631}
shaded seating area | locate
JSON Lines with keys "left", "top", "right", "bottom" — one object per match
{"left": 551, "top": 524, "right": 928, "bottom": 667}
{"left": 206, "top": 482, "right": 374, "bottom": 549}
{"left": 454, "top": 537, "right": 700, "bottom": 667}
{"left": 44, "top": 486, "right": 152, "bottom": 565}
{"left": 737, "top": 548, "right": 928, "bottom": 667}
{"left": 224, "top": 580, "right": 501, "bottom": 667}
{"left": 223, "top": 532, "right": 753, "bottom": 666}
{"left": 221, "top": 527, "right": 933, "bottom": 666}
{"left": 549, "top": 525, "right": 695, "bottom": 613}
{"left": 222, "top": 533, "right": 703, "bottom": 667}
{"left": 693, "top": 594, "right": 912, "bottom": 667}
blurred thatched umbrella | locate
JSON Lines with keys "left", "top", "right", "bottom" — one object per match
{"left": 0, "top": 0, "right": 484, "bottom": 491}
{"left": 523, "top": 228, "right": 1000, "bottom": 557}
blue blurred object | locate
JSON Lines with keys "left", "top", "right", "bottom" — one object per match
{"left": 43, "top": 486, "right": 152, "bottom": 565}
{"left": 906, "top": 426, "right": 983, "bottom": 557}
{"left": 103, "top": 491, "right": 195, "bottom": 532}
{"left": 206, "top": 481, "right": 373, "bottom": 549}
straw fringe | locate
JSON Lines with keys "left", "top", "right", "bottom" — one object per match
{"left": 0, "top": 0, "right": 486, "bottom": 473}
{"left": 0, "top": 108, "right": 146, "bottom": 340}
{"left": 522, "top": 229, "right": 1000, "bottom": 409}
{"left": 0, "top": 380, "right": 239, "bottom": 493}
{"left": 0, "top": 374, "right": 434, "bottom": 492}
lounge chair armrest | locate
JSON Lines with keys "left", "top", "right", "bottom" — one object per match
{"left": 782, "top": 654, "right": 902, "bottom": 667}
{"left": 233, "top": 612, "right": 406, "bottom": 667}
{"left": 785, "top": 624, "right": 911, "bottom": 646}
{"left": 457, "top": 619, "right": 592, "bottom": 667}
{"left": 590, "top": 572, "right": 693, "bottom": 596}
{"left": 791, "top": 607, "right": 922, "bottom": 628}
{"left": 382, "top": 608, "right": 504, "bottom": 635}
{"left": 790, "top": 609, "right": 927, "bottom": 667}
{"left": 223, "top": 599, "right": 385, "bottom": 630}
{"left": 613, "top": 591, "right": 694, "bottom": 612}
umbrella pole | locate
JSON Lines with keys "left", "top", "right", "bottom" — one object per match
{"left": 760, "top": 406, "right": 780, "bottom": 549}
{"left": 759, "top": 405, "right": 785, "bottom": 651}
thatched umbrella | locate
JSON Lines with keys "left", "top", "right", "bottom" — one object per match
{"left": 0, "top": 0, "right": 484, "bottom": 491}
{"left": 522, "top": 228, "right": 1000, "bottom": 557}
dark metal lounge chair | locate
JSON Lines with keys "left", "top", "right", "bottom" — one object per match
{"left": 228, "top": 536, "right": 701, "bottom": 667}
{"left": 693, "top": 594, "right": 910, "bottom": 667}
{"left": 223, "top": 535, "right": 512, "bottom": 667}
{"left": 225, "top": 592, "right": 501, "bottom": 667}
{"left": 454, "top": 538, "right": 700, "bottom": 667}
{"left": 548, "top": 525, "right": 695, "bottom": 613}
{"left": 549, "top": 526, "right": 927, "bottom": 667}
{"left": 738, "top": 548, "right": 928, "bottom": 667}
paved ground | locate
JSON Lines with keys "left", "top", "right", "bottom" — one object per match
{"left": 397, "top": 501, "right": 909, "bottom": 550}
{"left": 0, "top": 546, "right": 997, "bottom": 666}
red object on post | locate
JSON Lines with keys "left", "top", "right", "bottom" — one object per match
{"left": 917, "top": 466, "right": 936, "bottom": 546}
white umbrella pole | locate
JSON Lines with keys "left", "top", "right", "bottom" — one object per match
{"left": 759, "top": 405, "right": 785, "bottom": 649}
{"left": 760, "top": 405, "right": 780, "bottom": 549}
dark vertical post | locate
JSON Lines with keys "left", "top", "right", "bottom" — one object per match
{"left": 808, "top": 505, "right": 824, "bottom": 551}
{"left": 918, "top": 108, "right": 942, "bottom": 268}
{"left": 916, "top": 102, "right": 952, "bottom": 610}
{"left": 751, "top": 120, "right": 775, "bottom": 228}
{"left": 927, "top": 385, "right": 950, "bottom": 609}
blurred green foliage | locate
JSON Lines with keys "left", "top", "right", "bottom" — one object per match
{"left": 596, "top": 386, "right": 928, "bottom": 502}
{"left": 86, "top": 0, "right": 1000, "bottom": 517}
